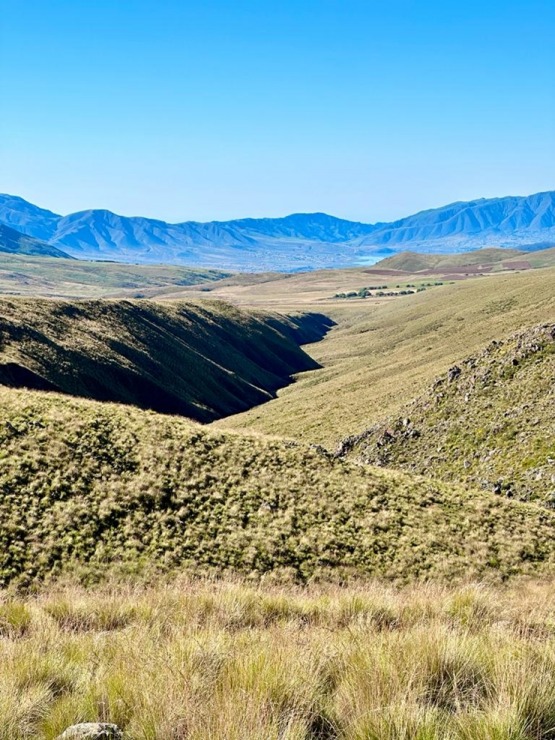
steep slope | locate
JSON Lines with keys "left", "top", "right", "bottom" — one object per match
{"left": 0, "top": 298, "right": 332, "bottom": 422}
{"left": 0, "top": 224, "right": 71, "bottom": 258}
{"left": 338, "top": 324, "right": 555, "bottom": 505}
{"left": 3, "top": 386, "right": 555, "bottom": 587}
{"left": 1, "top": 191, "right": 554, "bottom": 270}
{"left": 0, "top": 194, "right": 60, "bottom": 240}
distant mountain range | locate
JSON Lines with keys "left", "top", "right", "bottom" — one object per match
{"left": 0, "top": 191, "right": 553, "bottom": 270}
{"left": 0, "top": 224, "right": 72, "bottom": 259}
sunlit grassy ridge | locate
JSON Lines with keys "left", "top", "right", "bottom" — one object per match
{"left": 218, "top": 267, "right": 555, "bottom": 446}
{"left": 339, "top": 323, "right": 555, "bottom": 505}
{"left": 4, "top": 579, "right": 555, "bottom": 738}
{"left": 0, "top": 252, "right": 230, "bottom": 298}
{"left": 0, "top": 297, "right": 331, "bottom": 422}
{"left": 3, "top": 387, "right": 555, "bottom": 588}
{"left": 373, "top": 246, "right": 555, "bottom": 272}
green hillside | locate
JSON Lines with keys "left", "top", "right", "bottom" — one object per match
{"left": 0, "top": 252, "right": 230, "bottom": 298}
{"left": 3, "top": 386, "right": 555, "bottom": 588}
{"left": 338, "top": 323, "right": 555, "bottom": 504}
{"left": 0, "top": 224, "right": 71, "bottom": 259}
{"left": 0, "top": 298, "right": 331, "bottom": 422}
{"left": 2, "top": 263, "right": 555, "bottom": 739}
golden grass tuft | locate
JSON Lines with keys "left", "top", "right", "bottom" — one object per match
{"left": 2, "top": 579, "right": 555, "bottom": 738}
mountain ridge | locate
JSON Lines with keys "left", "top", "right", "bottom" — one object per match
{"left": 0, "top": 223, "right": 72, "bottom": 258}
{"left": 0, "top": 191, "right": 553, "bottom": 270}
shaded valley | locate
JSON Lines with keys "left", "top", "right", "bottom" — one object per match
{"left": 0, "top": 298, "right": 332, "bottom": 422}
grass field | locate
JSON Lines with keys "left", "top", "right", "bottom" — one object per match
{"left": 339, "top": 323, "right": 555, "bottom": 505}
{"left": 3, "top": 386, "right": 555, "bottom": 588}
{"left": 162, "top": 246, "right": 555, "bottom": 310}
{"left": 4, "top": 579, "right": 555, "bottom": 739}
{"left": 1, "top": 252, "right": 555, "bottom": 738}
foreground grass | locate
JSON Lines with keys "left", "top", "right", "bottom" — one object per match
{"left": 3, "top": 579, "right": 555, "bottom": 738}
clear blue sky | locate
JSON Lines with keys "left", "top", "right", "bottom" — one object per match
{"left": 1, "top": 0, "right": 554, "bottom": 223}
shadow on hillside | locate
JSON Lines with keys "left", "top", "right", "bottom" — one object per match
{"left": 0, "top": 304, "right": 335, "bottom": 423}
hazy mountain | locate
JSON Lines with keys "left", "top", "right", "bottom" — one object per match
{"left": 0, "top": 191, "right": 553, "bottom": 270}
{"left": 0, "top": 223, "right": 72, "bottom": 258}
{"left": 354, "top": 191, "right": 555, "bottom": 253}
{"left": 0, "top": 195, "right": 60, "bottom": 241}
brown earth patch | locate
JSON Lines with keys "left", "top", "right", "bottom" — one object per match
{"left": 503, "top": 261, "right": 532, "bottom": 270}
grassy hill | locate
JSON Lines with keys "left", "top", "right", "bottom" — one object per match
{"left": 0, "top": 298, "right": 331, "bottom": 422}
{"left": 338, "top": 323, "right": 555, "bottom": 505}
{"left": 372, "top": 247, "right": 526, "bottom": 272}
{"left": 0, "top": 224, "right": 71, "bottom": 259}
{"left": 218, "top": 267, "right": 555, "bottom": 446}
{"left": 372, "top": 247, "right": 555, "bottom": 274}
{"left": 0, "top": 252, "right": 230, "bottom": 298}
{"left": 2, "top": 262, "right": 555, "bottom": 738}
{"left": 3, "top": 386, "right": 555, "bottom": 589}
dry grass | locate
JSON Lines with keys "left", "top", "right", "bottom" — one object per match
{"left": 216, "top": 267, "right": 555, "bottom": 446}
{"left": 0, "top": 297, "right": 329, "bottom": 422}
{"left": 4, "top": 386, "right": 555, "bottom": 588}
{"left": 340, "top": 323, "right": 555, "bottom": 504}
{"left": 2, "top": 260, "right": 555, "bottom": 739}
{"left": 0, "top": 253, "right": 230, "bottom": 299}
{"left": 3, "top": 579, "right": 555, "bottom": 738}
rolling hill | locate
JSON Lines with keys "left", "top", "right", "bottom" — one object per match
{"left": 217, "top": 267, "right": 555, "bottom": 446}
{"left": 3, "top": 386, "right": 555, "bottom": 588}
{"left": 372, "top": 246, "right": 555, "bottom": 273}
{"left": 1, "top": 191, "right": 554, "bottom": 270}
{"left": 0, "top": 298, "right": 332, "bottom": 422}
{"left": 2, "top": 256, "right": 555, "bottom": 738}
{"left": 0, "top": 253, "right": 231, "bottom": 298}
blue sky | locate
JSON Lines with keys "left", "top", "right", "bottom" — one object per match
{"left": 1, "top": 0, "right": 554, "bottom": 222}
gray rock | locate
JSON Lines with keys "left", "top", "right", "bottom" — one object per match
{"left": 56, "top": 724, "right": 122, "bottom": 740}
{"left": 447, "top": 365, "right": 462, "bottom": 382}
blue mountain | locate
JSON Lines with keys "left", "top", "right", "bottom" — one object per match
{"left": 0, "top": 191, "right": 553, "bottom": 270}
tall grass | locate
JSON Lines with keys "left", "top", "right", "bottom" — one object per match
{"left": 2, "top": 579, "right": 555, "bottom": 738}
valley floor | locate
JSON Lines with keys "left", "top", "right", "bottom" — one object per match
{"left": 215, "top": 267, "right": 555, "bottom": 446}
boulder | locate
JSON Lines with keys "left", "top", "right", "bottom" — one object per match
{"left": 56, "top": 724, "right": 122, "bottom": 740}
